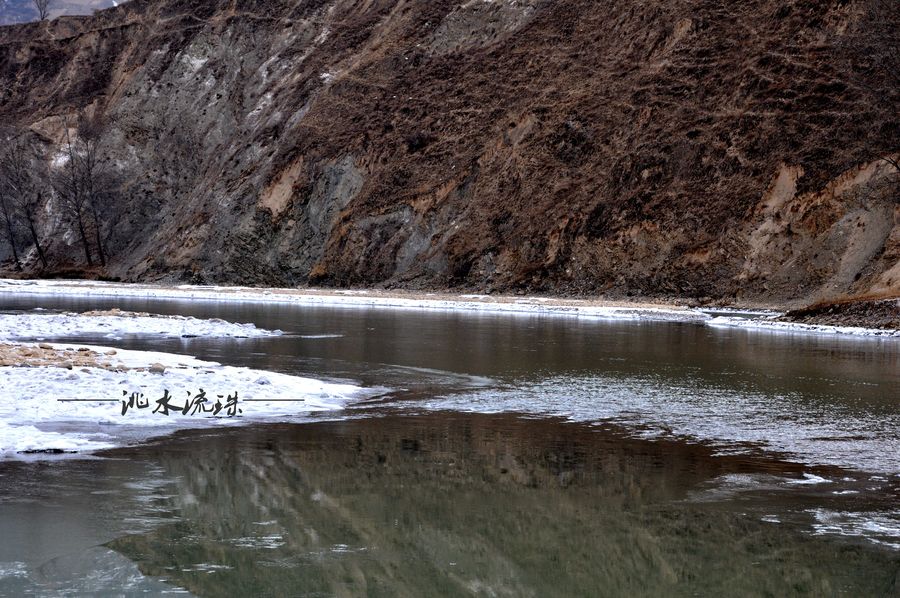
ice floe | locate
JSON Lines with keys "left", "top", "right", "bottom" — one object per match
{"left": 0, "top": 310, "right": 280, "bottom": 340}
{"left": 810, "top": 508, "right": 900, "bottom": 550}
{"left": 0, "top": 299, "right": 374, "bottom": 458}
{"left": 418, "top": 372, "right": 900, "bottom": 474}
{"left": 707, "top": 316, "right": 900, "bottom": 338}
{"left": 0, "top": 303, "right": 349, "bottom": 457}
{"left": 0, "top": 343, "right": 376, "bottom": 458}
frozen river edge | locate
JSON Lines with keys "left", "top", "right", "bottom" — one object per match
{"left": 0, "top": 307, "right": 378, "bottom": 458}
{"left": 1, "top": 279, "right": 897, "bottom": 337}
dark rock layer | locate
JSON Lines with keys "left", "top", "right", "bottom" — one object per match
{"left": 783, "top": 298, "right": 900, "bottom": 329}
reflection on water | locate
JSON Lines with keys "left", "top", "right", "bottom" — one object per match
{"left": 0, "top": 457, "right": 186, "bottom": 595}
{"left": 108, "top": 415, "right": 900, "bottom": 596}
{"left": 0, "top": 294, "right": 898, "bottom": 595}
{"left": 4, "top": 414, "right": 896, "bottom": 596}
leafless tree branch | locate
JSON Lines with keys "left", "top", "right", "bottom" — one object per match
{"left": 32, "top": 0, "right": 52, "bottom": 21}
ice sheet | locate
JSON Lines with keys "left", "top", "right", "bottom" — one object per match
{"left": 0, "top": 311, "right": 280, "bottom": 340}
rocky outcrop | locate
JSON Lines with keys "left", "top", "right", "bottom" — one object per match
{"left": 0, "top": 0, "right": 896, "bottom": 306}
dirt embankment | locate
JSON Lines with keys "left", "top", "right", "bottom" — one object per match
{"left": 782, "top": 297, "right": 900, "bottom": 329}
{"left": 0, "top": 0, "right": 896, "bottom": 310}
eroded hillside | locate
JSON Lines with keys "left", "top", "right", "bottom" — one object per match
{"left": 0, "top": 0, "right": 897, "bottom": 305}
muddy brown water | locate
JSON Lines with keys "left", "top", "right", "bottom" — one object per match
{"left": 0, "top": 293, "right": 898, "bottom": 596}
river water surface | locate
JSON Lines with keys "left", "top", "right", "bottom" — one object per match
{"left": 0, "top": 293, "right": 897, "bottom": 596}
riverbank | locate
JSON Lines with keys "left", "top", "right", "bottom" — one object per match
{"left": 781, "top": 298, "right": 899, "bottom": 330}
{"left": 0, "top": 278, "right": 704, "bottom": 321}
{"left": 1, "top": 278, "right": 897, "bottom": 336}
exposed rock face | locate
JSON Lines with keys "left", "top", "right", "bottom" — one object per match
{"left": 0, "top": 0, "right": 897, "bottom": 305}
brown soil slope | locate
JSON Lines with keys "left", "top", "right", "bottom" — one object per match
{"left": 0, "top": 0, "right": 897, "bottom": 305}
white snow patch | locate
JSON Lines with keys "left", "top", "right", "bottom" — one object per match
{"left": 0, "top": 343, "right": 376, "bottom": 458}
{"left": 0, "top": 421, "right": 116, "bottom": 456}
{"left": 230, "top": 535, "right": 286, "bottom": 549}
{"left": 810, "top": 508, "right": 900, "bottom": 550}
{"left": 700, "top": 307, "right": 779, "bottom": 317}
{"left": 248, "top": 92, "right": 275, "bottom": 119}
{"left": 0, "top": 311, "right": 280, "bottom": 340}
{"left": 50, "top": 151, "right": 70, "bottom": 168}
{"left": 786, "top": 473, "right": 832, "bottom": 485}
{"left": 181, "top": 563, "right": 234, "bottom": 573}
{"left": 707, "top": 316, "right": 900, "bottom": 338}
{"left": 182, "top": 54, "right": 208, "bottom": 72}
{"left": 0, "top": 279, "right": 707, "bottom": 323}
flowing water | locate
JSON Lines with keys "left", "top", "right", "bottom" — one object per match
{"left": 0, "top": 293, "right": 897, "bottom": 596}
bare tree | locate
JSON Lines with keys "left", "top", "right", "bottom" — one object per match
{"left": 51, "top": 111, "right": 118, "bottom": 268}
{"left": 32, "top": 0, "right": 52, "bottom": 21}
{"left": 0, "top": 181, "right": 22, "bottom": 272}
{"left": 54, "top": 120, "right": 95, "bottom": 266}
{"left": 0, "top": 132, "right": 49, "bottom": 269}
{"left": 76, "top": 111, "right": 113, "bottom": 266}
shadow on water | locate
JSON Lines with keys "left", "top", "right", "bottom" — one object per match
{"left": 9, "top": 413, "right": 883, "bottom": 597}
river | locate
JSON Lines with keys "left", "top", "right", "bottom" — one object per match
{"left": 0, "top": 292, "right": 897, "bottom": 596}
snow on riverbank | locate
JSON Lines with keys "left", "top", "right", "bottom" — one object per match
{"left": 0, "top": 306, "right": 307, "bottom": 458}
{"left": 2, "top": 279, "right": 896, "bottom": 336}
{"left": 3, "top": 278, "right": 897, "bottom": 337}
{"left": 0, "top": 309, "right": 280, "bottom": 340}
{"left": 0, "top": 303, "right": 366, "bottom": 458}
{"left": 0, "top": 343, "right": 377, "bottom": 458}
{"left": 0, "top": 278, "right": 706, "bottom": 322}
{"left": 707, "top": 316, "right": 900, "bottom": 338}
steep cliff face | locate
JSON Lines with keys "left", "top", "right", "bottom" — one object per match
{"left": 0, "top": 0, "right": 896, "bottom": 305}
